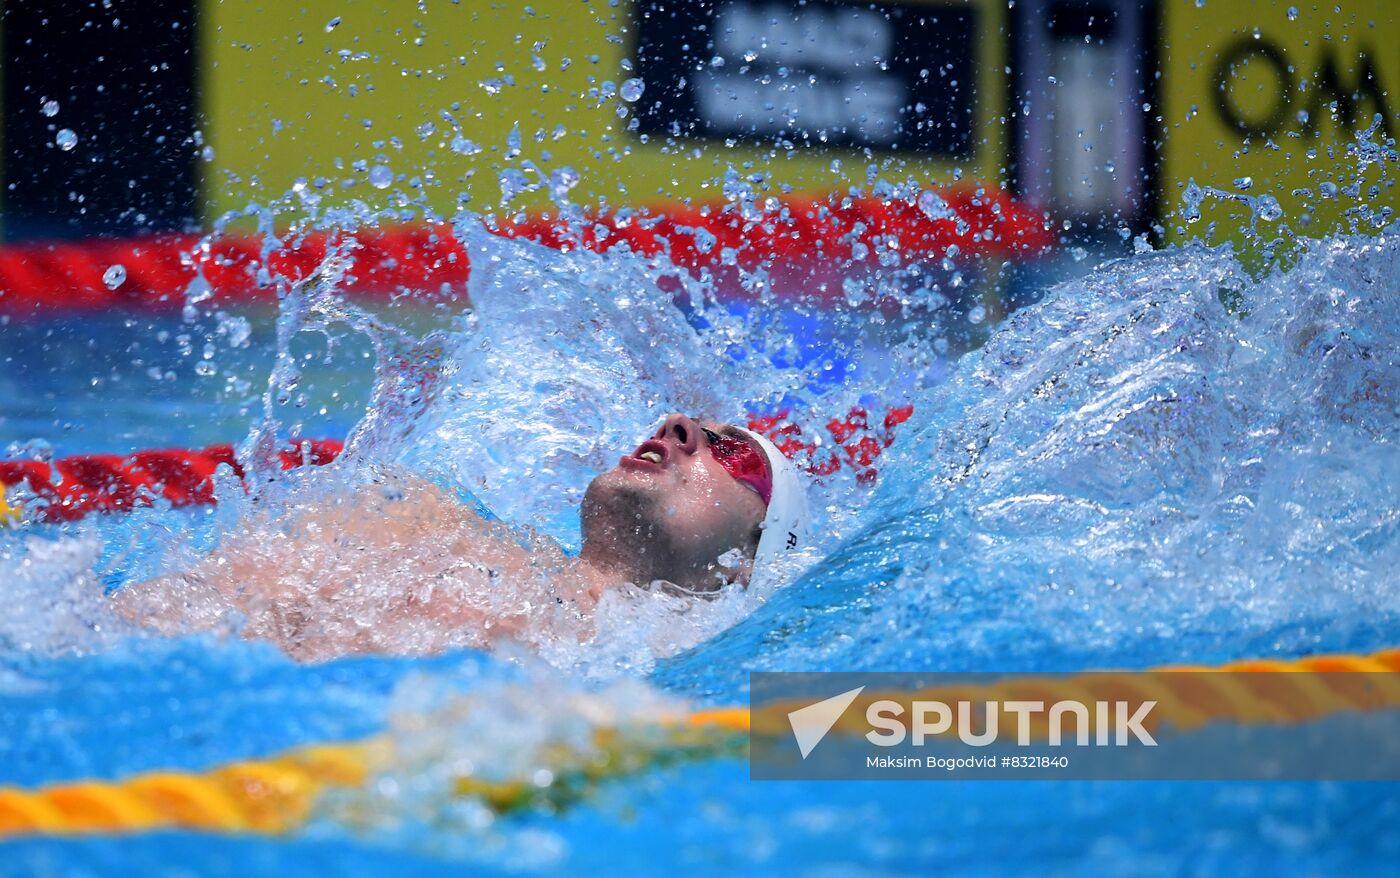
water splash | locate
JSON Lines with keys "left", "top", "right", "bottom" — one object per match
{"left": 0, "top": 535, "right": 130, "bottom": 656}
{"left": 661, "top": 227, "right": 1400, "bottom": 687}
{"left": 5, "top": 111, "right": 1395, "bottom": 688}
{"left": 389, "top": 223, "right": 756, "bottom": 544}
{"left": 314, "top": 666, "right": 699, "bottom": 863}
{"left": 1179, "top": 115, "right": 1398, "bottom": 259}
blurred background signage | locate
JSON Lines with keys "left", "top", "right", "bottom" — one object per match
{"left": 634, "top": 0, "right": 978, "bottom": 156}
{"left": 0, "top": 0, "right": 1392, "bottom": 242}
{"left": 1010, "top": 0, "right": 1156, "bottom": 225}
{"left": 0, "top": 0, "right": 1009, "bottom": 240}
{"left": 1159, "top": 0, "right": 1397, "bottom": 241}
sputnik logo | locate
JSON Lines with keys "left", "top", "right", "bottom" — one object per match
{"left": 786, "top": 686, "right": 865, "bottom": 759}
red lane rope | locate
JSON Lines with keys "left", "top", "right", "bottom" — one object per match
{"left": 749, "top": 403, "right": 915, "bottom": 486}
{"left": 0, "top": 403, "right": 916, "bottom": 523}
{"left": 0, "top": 440, "right": 342, "bottom": 523}
{"left": 0, "top": 190, "right": 1051, "bottom": 317}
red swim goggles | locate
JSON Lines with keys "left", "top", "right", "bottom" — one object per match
{"left": 703, "top": 427, "right": 772, "bottom": 505}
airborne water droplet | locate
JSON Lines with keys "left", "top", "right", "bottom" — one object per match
{"left": 55, "top": 129, "right": 78, "bottom": 151}
{"left": 620, "top": 78, "right": 645, "bottom": 102}
{"left": 693, "top": 227, "right": 717, "bottom": 254}
{"left": 549, "top": 166, "right": 580, "bottom": 200}
{"left": 368, "top": 165, "right": 393, "bottom": 189}
{"left": 103, "top": 264, "right": 127, "bottom": 290}
{"left": 450, "top": 135, "right": 481, "bottom": 156}
{"left": 1253, "top": 194, "right": 1283, "bottom": 222}
{"left": 325, "top": 16, "right": 341, "bottom": 32}
{"left": 918, "top": 190, "right": 954, "bottom": 221}
{"left": 41, "top": 100, "right": 60, "bottom": 117}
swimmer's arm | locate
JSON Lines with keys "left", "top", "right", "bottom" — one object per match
{"left": 112, "top": 474, "right": 549, "bottom": 656}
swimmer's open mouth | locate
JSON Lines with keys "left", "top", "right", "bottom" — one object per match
{"left": 621, "top": 438, "right": 669, "bottom": 470}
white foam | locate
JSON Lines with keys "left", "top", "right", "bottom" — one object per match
{"left": 0, "top": 534, "right": 132, "bottom": 656}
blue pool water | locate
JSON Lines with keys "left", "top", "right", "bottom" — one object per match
{"left": 1, "top": 216, "right": 1398, "bottom": 874}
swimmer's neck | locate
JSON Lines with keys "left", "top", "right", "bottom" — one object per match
{"left": 575, "top": 544, "right": 735, "bottom": 598}
{"left": 576, "top": 540, "right": 691, "bottom": 595}
{"left": 571, "top": 560, "right": 621, "bottom": 607}
{"left": 577, "top": 539, "right": 643, "bottom": 587}
{"left": 572, "top": 558, "right": 701, "bottom": 601}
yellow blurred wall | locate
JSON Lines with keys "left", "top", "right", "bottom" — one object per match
{"left": 1160, "top": 0, "right": 1397, "bottom": 241}
{"left": 199, "top": 0, "right": 1009, "bottom": 222}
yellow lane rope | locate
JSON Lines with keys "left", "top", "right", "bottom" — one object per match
{"left": 2, "top": 648, "right": 1397, "bottom": 839}
{"left": 692, "top": 648, "right": 1400, "bottom": 737}
{"left": 0, "top": 742, "right": 385, "bottom": 838}
{"left": 0, "top": 483, "right": 18, "bottom": 525}
{"left": 757, "top": 649, "right": 1400, "bottom": 741}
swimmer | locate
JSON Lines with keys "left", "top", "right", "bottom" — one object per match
{"left": 113, "top": 413, "right": 806, "bottom": 660}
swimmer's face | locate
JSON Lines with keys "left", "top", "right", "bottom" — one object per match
{"left": 580, "top": 413, "right": 768, "bottom": 592}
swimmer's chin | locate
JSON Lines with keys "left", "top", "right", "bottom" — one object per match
{"left": 581, "top": 469, "right": 662, "bottom": 522}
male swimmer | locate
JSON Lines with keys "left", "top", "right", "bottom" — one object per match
{"left": 114, "top": 414, "right": 806, "bottom": 660}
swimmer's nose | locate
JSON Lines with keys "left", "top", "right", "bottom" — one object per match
{"left": 657, "top": 413, "right": 701, "bottom": 455}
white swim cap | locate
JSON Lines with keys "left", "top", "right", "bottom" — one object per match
{"left": 734, "top": 426, "right": 809, "bottom": 575}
